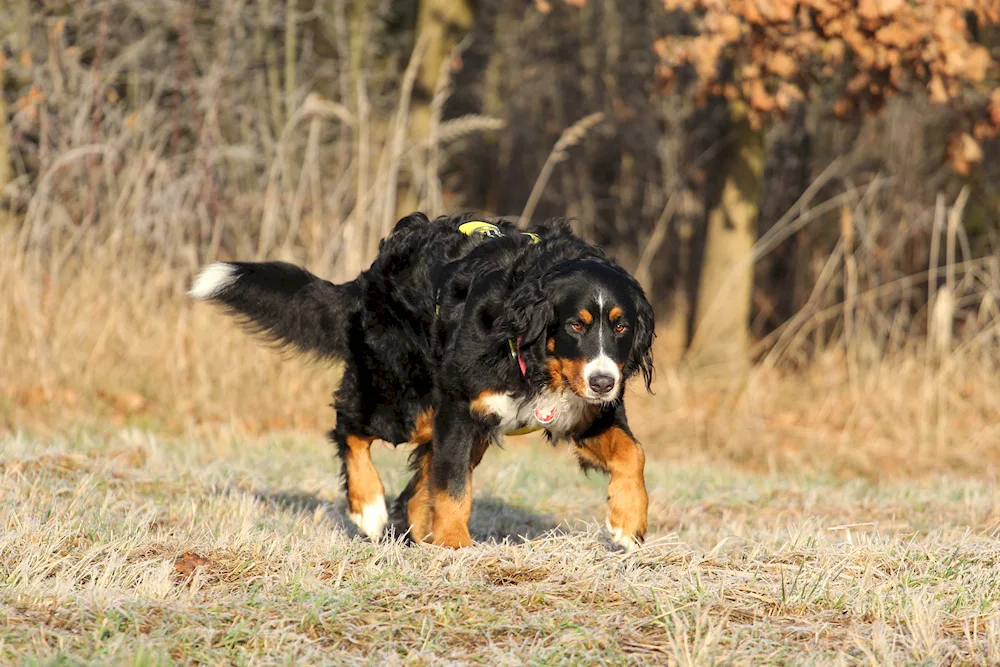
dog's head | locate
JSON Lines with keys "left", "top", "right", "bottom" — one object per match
{"left": 504, "top": 259, "right": 654, "bottom": 403}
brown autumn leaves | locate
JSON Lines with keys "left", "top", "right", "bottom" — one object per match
{"left": 648, "top": 0, "right": 998, "bottom": 174}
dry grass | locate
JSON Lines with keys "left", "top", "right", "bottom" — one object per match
{"left": 3, "top": 3, "right": 1000, "bottom": 661}
{"left": 4, "top": 429, "right": 1000, "bottom": 665}
{"left": 5, "top": 247, "right": 999, "bottom": 480}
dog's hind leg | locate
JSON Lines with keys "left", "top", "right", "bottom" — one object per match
{"left": 396, "top": 443, "right": 433, "bottom": 543}
{"left": 333, "top": 431, "right": 388, "bottom": 539}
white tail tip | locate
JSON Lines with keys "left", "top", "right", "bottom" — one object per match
{"left": 190, "top": 263, "right": 239, "bottom": 300}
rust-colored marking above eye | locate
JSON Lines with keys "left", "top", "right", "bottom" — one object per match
{"left": 578, "top": 309, "right": 593, "bottom": 325}
{"left": 608, "top": 305, "right": 623, "bottom": 321}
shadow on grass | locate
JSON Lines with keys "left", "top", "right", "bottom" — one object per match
{"left": 239, "top": 487, "right": 561, "bottom": 544}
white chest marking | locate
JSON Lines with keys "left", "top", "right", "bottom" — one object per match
{"left": 477, "top": 388, "right": 589, "bottom": 438}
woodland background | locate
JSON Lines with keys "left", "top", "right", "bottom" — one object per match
{"left": 1, "top": 0, "right": 999, "bottom": 473}
{"left": 7, "top": 4, "right": 1000, "bottom": 662}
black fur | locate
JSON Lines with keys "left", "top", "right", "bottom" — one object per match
{"left": 193, "top": 213, "right": 655, "bottom": 541}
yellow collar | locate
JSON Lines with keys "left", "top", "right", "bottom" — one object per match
{"left": 458, "top": 220, "right": 540, "bottom": 244}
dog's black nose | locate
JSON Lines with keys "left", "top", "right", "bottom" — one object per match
{"left": 589, "top": 374, "right": 616, "bottom": 395}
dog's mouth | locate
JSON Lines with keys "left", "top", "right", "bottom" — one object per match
{"left": 547, "top": 356, "right": 622, "bottom": 404}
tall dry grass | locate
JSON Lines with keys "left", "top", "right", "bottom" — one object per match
{"left": 1, "top": 1, "right": 504, "bottom": 435}
{"left": 1, "top": 1, "right": 998, "bottom": 481}
{"left": 633, "top": 183, "right": 1000, "bottom": 478}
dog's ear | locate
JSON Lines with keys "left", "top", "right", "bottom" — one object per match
{"left": 627, "top": 284, "right": 655, "bottom": 392}
{"left": 500, "top": 277, "right": 554, "bottom": 349}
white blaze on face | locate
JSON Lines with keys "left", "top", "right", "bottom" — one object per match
{"left": 583, "top": 292, "right": 622, "bottom": 402}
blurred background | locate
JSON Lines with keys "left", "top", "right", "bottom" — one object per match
{"left": 1, "top": 0, "right": 998, "bottom": 478}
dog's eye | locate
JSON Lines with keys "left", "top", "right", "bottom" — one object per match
{"left": 569, "top": 322, "right": 585, "bottom": 333}
{"left": 614, "top": 323, "right": 628, "bottom": 335}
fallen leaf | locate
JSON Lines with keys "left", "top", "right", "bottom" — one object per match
{"left": 956, "top": 132, "right": 983, "bottom": 164}
{"left": 928, "top": 75, "right": 948, "bottom": 104}
{"left": 173, "top": 552, "right": 214, "bottom": 578}
{"left": 875, "top": 0, "right": 902, "bottom": 16}
{"left": 875, "top": 23, "right": 918, "bottom": 48}
{"left": 94, "top": 446, "right": 148, "bottom": 468}
{"left": 963, "top": 46, "right": 991, "bottom": 82}
{"left": 857, "top": 0, "right": 879, "bottom": 21}
{"left": 973, "top": 119, "right": 998, "bottom": 140}
{"left": 718, "top": 14, "right": 743, "bottom": 42}
{"left": 98, "top": 390, "right": 148, "bottom": 414}
{"left": 768, "top": 51, "right": 797, "bottom": 77}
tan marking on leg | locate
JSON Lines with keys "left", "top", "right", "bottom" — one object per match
{"left": 573, "top": 442, "right": 606, "bottom": 472}
{"left": 343, "top": 435, "right": 388, "bottom": 537}
{"left": 409, "top": 408, "right": 434, "bottom": 444}
{"left": 404, "top": 447, "right": 433, "bottom": 542}
{"left": 430, "top": 485, "right": 473, "bottom": 548}
{"left": 427, "top": 433, "right": 490, "bottom": 548}
{"left": 576, "top": 426, "right": 648, "bottom": 550}
{"left": 578, "top": 309, "right": 593, "bottom": 324}
{"left": 608, "top": 305, "right": 623, "bottom": 321}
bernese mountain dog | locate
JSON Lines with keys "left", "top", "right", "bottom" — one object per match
{"left": 190, "top": 213, "right": 654, "bottom": 550}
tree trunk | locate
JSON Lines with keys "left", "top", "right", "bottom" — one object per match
{"left": 393, "top": 0, "right": 473, "bottom": 219}
{"left": 414, "top": 0, "right": 473, "bottom": 136}
{"left": 687, "top": 103, "right": 764, "bottom": 376}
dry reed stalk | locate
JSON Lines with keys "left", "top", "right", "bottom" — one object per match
{"left": 758, "top": 256, "right": 994, "bottom": 368}
{"left": 285, "top": 0, "right": 297, "bottom": 122}
{"left": 256, "top": 105, "right": 308, "bottom": 260}
{"left": 519, "top": 112, "right": 604, "bottom": 228}
{"left": 426, "top": 37, "right": 471, "bottom": 215}
{"left": 350, "top": 73, "right": 372, "bottom": 280}
{"left": 381, "top": 32, "right": 430, "bottom": 239}
{"left": 434, "top": 115, "right": 506, "bottom": 145}
{"left": 841, "top": 205, "right": 859, "bottom": 398}
{"left": 921, "top": 194, "right": 947, "bottom": 447}
{"left": 261, "top": 0, "right": 282, "bottom": 132}
{"left": 933, "top": 187, "right": 970, "bottom": 450}
{"left": 687, "top": 163, "right": 851, "bottom": 364}
{"left": 283, "top": 115, "right": 322, "bottom": 258}
{"left": 758, "top": 238, "right": 846, "bottom": 370}
{"left": 635, "top": 195, "right": 677, "bottom": 293}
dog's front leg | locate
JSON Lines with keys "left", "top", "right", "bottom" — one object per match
{"left": 574, "top": 423, "right": 648, "bottom": 551}
{"left": 428, "top": 401, "right": 483, "bottom": 548}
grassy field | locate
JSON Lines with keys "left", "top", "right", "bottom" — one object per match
{"left": 3, "top": 426, "right": 1000, "bottom": 665}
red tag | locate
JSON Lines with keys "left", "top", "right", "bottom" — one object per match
{"left": 534, "top": 407, "right": 555, "bottom": 424}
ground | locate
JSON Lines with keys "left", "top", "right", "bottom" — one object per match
{"left": 3, "top": 427, "right": 1000, "bottom": 665}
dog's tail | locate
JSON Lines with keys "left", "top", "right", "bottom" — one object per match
{"left": 190, "top": 261, "right": 358, "bottom": 360}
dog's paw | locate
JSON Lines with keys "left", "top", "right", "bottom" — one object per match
{"left": 605, "top": 518, "right": 643, "bottom": 552}
{"left": 349, "top": 494, "right": 389, "bottom": 539}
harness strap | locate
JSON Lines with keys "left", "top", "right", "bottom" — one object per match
{"left": 437, "top": 222, "right": 536, "bottom": 378}
{"left": 508, "top": 337, "right": 526, "bottom": 376}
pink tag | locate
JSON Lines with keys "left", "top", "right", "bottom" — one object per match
{"left": 534, "top": 407, "right": 556, "bottom": 425}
